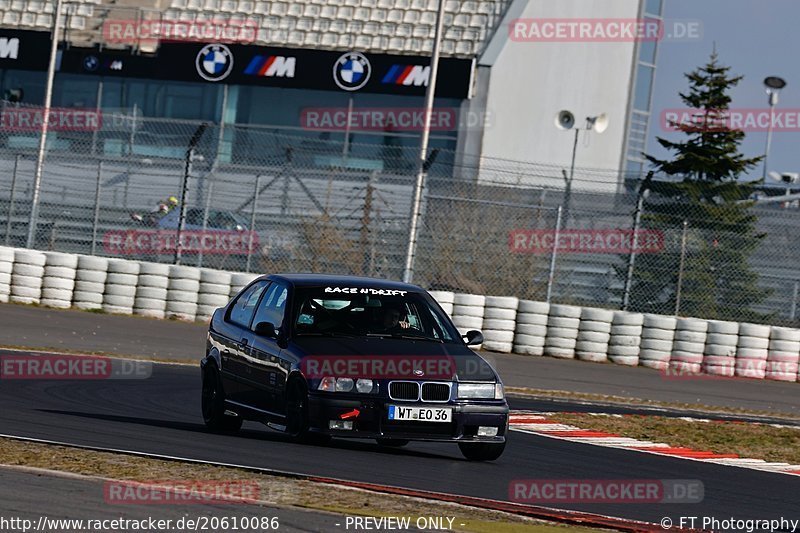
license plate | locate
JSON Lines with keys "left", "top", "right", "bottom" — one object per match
{"left": 387, "top": 405, "right": 452, "bottom": 422}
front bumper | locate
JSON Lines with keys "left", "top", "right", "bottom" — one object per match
{"left": 307, "top": 393, "right": 509, "bottom": 442}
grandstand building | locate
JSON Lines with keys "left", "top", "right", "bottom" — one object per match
{"left": 0, "top": 0, "right": 661, "bottom": 191}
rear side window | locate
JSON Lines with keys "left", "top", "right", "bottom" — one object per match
{"left": 252, "top": 282, "right": 289, "bottom": 330}
{"left": 229, "top": 281, "right": 269, "bottom": 328}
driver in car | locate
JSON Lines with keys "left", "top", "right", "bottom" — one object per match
{"left": 377, "top": 305, "right": 411, "bottom": 332}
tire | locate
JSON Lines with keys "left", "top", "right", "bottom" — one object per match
{"left": 485, "top": 296, "right": 518, "bottom": 309}
{"left": 77, "top": 255, "right": 108, "bottom": 271}
{"left": 75, "top": 270, "right": 107, "bottom": 284}
{"left": 168, "top": 289, "right": 199, "bottom": 304}
{"left": 107, "top": 259, "right": 140, "bottom": 275}
{"left": 770, "top": 327, "right": 800, "bottom": 343}
{"left": 575, "top": 340, "right": 609, "bottom": 353}
{"left": 641, "top": 328, "right": 675, "bottom": 341}
{"left": 672, "top": 340, "right": 704, "bottom": 353}
{"left": 513, "top": 333, "right": 546, "bottom": 346}
{"left": 607, "top": 345, "right": 640, "bottom": 357}
{"left": 576, "top": 351, "right": 608, "bottom": 362}
{"left": 702, "top": 356, "right": 736, "bottom": 368}
{"left": 376, "top": 438, "right": 409, "bottom": 447}
{"left": 136, "top": 287, "right": 168, "bottom": 300}
{"left": 133, "top": 297, "right": 167, "bottom": 311}
{"left": 515, "top": 313, "right": 548, "bottom": 326}
{"left": 676, "top": 318, "right": 708, "bottom": 333}
{"left": 518, "top": 300, "right": 549, "bottom": 314}
{"left": 612, "top": 311, "right": 644, "bottom": 326}
{"left": 640, "top": 339, "right": 672, "bottom": 352}
{"left": 0, "top": 272, "right": 10, "bottom": 285}
{"left": 578, "top": 320, "right": 612, "bottom": 334}
{"left": 638, "top": 349, "right": 671, "bottom": 362}
{"left": 768, "top": 340, "right": 800, "bottom": 353}
{"left": 10, "top": 285, "right": 40, "bottom": 298}
{"left": 201, "top": 365, "right": 242, "bottom": 433}
{"left": 481, "top": 340, "right": 513, "bottom": 353}
{"left": 481, "top": 330, "right": 515, "bottom": 343}
{"left": 458, "top": 442, "right": 505, "bottom": 461}
{"left": 199, "top": 282, "right": 230, "bottom": 296}
{"left": 451, "top": 316, "right": 482, "bottom": 330}
{"left": 41, "top": 288, "right": 72, "bottom": 301}
{"left": 13, "top": 264, "right": 44, "bottom": 278}
{"left": 43, "top": 266, "right": 76, "bottom": 280}
{"left": 41, "top": 277, "right": 75, "bottom": 291}
{"left": 543, "top": 346, "right": 575, "bottom": 358}
{"left": 736, "top": 347, "right": 768, "bottom": 360}
{"left": 106, "top": 272, "right": 138, "bottom": 287}
{"left": 482, "top": 319, "right": 515, "bottom": 331}
{"left": 544, "top": 337, "right": 577, "bottom": 349}
{"left": 104, "top": 284, "right": 137, "bottom": 298}
{"left": 643, "top": 315, "right": 677, "bottom": 330}
{"left": 547, "top": 316, "right": 579, "bottom": 329}
{"left": 200, "top": 269, "right": 232, "bottom": 285}
{"left": 610, "top": 325, "right": 642, "bottom": 336}
{"left": 138, "top": 275, "right": 169, "bottom": 290}
{"left": 673, "top": 330, "right": 706, "bottom": 344}
{"left": 169, "top": 265, "right": 200, "bottom": 281}
{"left": 166, "top": 301, "right": 198, "bottom": 316}
{"left": 40, "top": 298, "right": 71, "bottom": 309}
{"left": 483, "top": 308, "right": 516, "bottom": 321}
{"left": 0, "top": 247, "right": 14, "bottom": 262}
{"left": 705, "top": 333, "right": 737, "bottom": 346}
{"left": 0, "top": 261, "right": 12, "bottom": 275}
{"left": 138, "top": 262, "right": 171, "bottom": 276}
{"left": 14, "top": 250, "right": 46, "bottom": 266}
{"left": 198, "top": 293, "right": 230, "bottom": 307}
{"left": 428, "top": 291, "right": 455, "bottom": 305}
{"left": 168, "top": 279, "right": 201, "bottom": 292}
{"left": 514, "top": 344, "right": 545, "bottom": 356}
{"left": 608, "top": 335, "right": 640, "bottom": 347}
{"left": 515, "top": 324, "right": 547, "bottom": 337}
{"left": 44, "top": 252, "right": 78, "bottom": 268}
{"left": 640, "top": 359, "right": 669, "bottom": 371}
{"left": 737, "top": 336, "right": 769, "bottom": 350}
{"left": 608, "top": 355, "right": 639, "bottom": 366}
{"left": 285, "top": 378, "right": 312, "bottom": 440}
{"left": 738, "top": 323, "right": 770, "bottom": 338}
{"left": 72, "top": 290, "right": 104, "bottom": 304}
{"left": 452, "top": 305, "right": 484, "bottom": 318}
{"left": 581, "top": 308, "right": 614, "bottom": 322}
{"left": 546, "top": 327, "right": 579, "bottom": 339}
{"left": 705, "top": 344, "right": 737, "bottom": 357}
{"left": 577, "top": 331, "right": 610, "bottom": 343}
{"left": 454, "top": 293, "right": 485, "bottom": 307}
{"left": 670, "top": 351, "right": 703, "bottom": 364}
{"left": 707, "top": 320, "right": 739, "bottom": 335}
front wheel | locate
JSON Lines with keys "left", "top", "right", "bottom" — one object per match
{"left": 458, "top": 441, "right": 505, "bottom": 461}
{"left": 201, "top": 365, "right": 242, "bottom": 433}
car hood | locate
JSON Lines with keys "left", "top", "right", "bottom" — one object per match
{"left": 290, "top": 337, "right": 498, "bottom": 382}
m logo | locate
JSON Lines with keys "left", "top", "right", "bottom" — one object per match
{"left": 382, "top": 65, "right": 430, "bottom": 87}
{"left": 0, "top": 38, "right": 19, "bottom": 60}
{"left": 244, "top": 56, "right": 296, "bottom": 78}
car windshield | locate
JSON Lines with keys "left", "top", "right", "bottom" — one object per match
{"left": 292, "top": 286, "right": 459, "bottom": 342}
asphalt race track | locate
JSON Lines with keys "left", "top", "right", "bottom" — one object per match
{"left": 1, "top": 359, "right": 798, "bottom": 527}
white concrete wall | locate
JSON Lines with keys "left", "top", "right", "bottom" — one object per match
{"left": 475, "top": 0, "right": 641, "bottom": 192}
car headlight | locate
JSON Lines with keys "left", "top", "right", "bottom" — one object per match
{"left": 356, "top": 378, "right": 374, "bottom": 393}
{"left": 458, "top": 383, "right": 497, "bottom": 399}
{"left": 335, "top": 377, "right": 354, "bottom": 392}
{"left": 317, "top": 377, "right": 373, "bottom": 393}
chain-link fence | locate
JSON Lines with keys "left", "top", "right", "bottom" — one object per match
{"left": 2, "top": 101, "right": 800, "bottom": 325}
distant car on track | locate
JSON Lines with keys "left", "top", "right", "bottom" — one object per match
{"left": 200, "top": 274, "right": 509, "bottom": 461}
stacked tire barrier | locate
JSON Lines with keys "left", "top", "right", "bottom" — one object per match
{"left": 544, "top": 304, "right": 581, "bottom": 359}
{"left": 451, "top": 294, "right": 485, "bottom": 335}
{"left": 428, "top": 291, "right": 455, "bottom": 316}
{"left": 40, "top": 252, "right": 78, "bottom": 309}
{"left": 0, "top": 247, "right": 14, "bottom": 303}
{"left": 608, "top": 311, "right": 644, "bottom": 366}
{"left": 10, "top": 250, "right": 46, "bottom": 305}
{"left": 133, "top": 262, "right": 171, "bottom": 319}
{"left": 576, "top": 307, "right": 614, "bottom": 363}
{"left": 72, "top": 256, "right": 108, "bottom": 311}
{"left": 701, "top": 320, "right": 739, "bottom": 377}
{"left": 480, "top": 296, "right": 518, "bottom": 353}
{"left": 735, "top": 323, "right": 771, "bottom": 379}
{"left": 230, "top": 272, "right": 259, "bottom": 298}
{"left": 166, "top": 265, "right": 201, "bottom": 321}
{"left": 638, "top": 314, "right": 677, "bottom": 371}
{"left": 669, "top": 318, "right": 708, "bottom": 374}
{"left": 197, "top": 269, "right": 232, "bottom": 322}
{"left": 102, "top": 259, "right": 140, "bottom": 315}
{"left": 513, "top": 301, "right": 549, "bottom": 356}
{"left": 766, "top": 327, "right": 800, "bottom": 382}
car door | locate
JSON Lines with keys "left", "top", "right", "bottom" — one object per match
{"left": 244, "top": 281, "right": 290, "bottom": 414}
{"left": 220, "top": 280, "right": 269, "bottom": 405}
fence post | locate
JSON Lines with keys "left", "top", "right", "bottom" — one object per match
{"left": 197, "top": 181, "right": 214, "bottom": 268}
{"left": 246, "top": 175, "right": 261, "bottom": 273}
{"left": 674, "top": 219, "right": 689, "bottom": 316}
{"left": 791, "top": 281, "right": 799, "bottom": 321}
{"left": 4, "top": 154, "right": 20, "bottom": 246}
{"left": 90, "top": 161, "right": 102, "bottom": 255}
{"left": 546, "top": 205, "right": 562, "bottom": 303}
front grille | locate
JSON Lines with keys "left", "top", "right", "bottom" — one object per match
{"left": 389, "top": 381, "right": 419, "bottom": 401}
{"left": 421, "top": 382, "right": 451, "bottom": 402}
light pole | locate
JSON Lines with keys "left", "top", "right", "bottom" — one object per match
{"left": 555, "top": 111, "right": 608, "bottom": 223}
{"left": 27, "top": 0, "right": 64, "bottom": 248}
{"left": 402, "top": 0, "right": 446, "bottom": 284}
{"left": 762, "top": 76, "right": 787, "bottom": 182}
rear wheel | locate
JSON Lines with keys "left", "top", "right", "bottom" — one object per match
{"left": 201, "top": 365, "right": 242, "bottom": 433}
{"left": 458, "top": 442, "right": 505, "bottom": 461}
{"left": 376, "top": 438, "right": 409, "bottom": 448}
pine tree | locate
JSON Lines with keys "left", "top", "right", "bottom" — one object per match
{"left": 627, "top": 52, "right": 768, "bottom": 321}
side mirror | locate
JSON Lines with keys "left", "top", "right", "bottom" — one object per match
{"left": 463, "top": 330, "right": 484, "bottom": 346}
{"left": 254, "top": 321, "right": 277, "bottom": 338}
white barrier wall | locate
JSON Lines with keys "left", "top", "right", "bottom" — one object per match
{"left": 1, "top": 245, "right": 799, "bottom": 383}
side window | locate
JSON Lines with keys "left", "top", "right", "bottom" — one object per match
{"left": 228, "top": 281, "right": 269, "bottom": 328}
{"left": 252, "top": 283, "right": 289, "bottom": 330}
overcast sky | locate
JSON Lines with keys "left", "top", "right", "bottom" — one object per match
{"left": 648, "top": 0, "right": 798, "bottom": 182}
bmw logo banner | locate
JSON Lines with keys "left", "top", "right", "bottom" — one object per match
{"left": 195, "top": 43, "right": 234, "bottom": 82}
{"left": 333, "top": 52, "right": 372, "bottom": 92}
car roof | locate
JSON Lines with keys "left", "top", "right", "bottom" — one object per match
{"left": 264, "top": 273, "right": 424, "bottom": 292}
